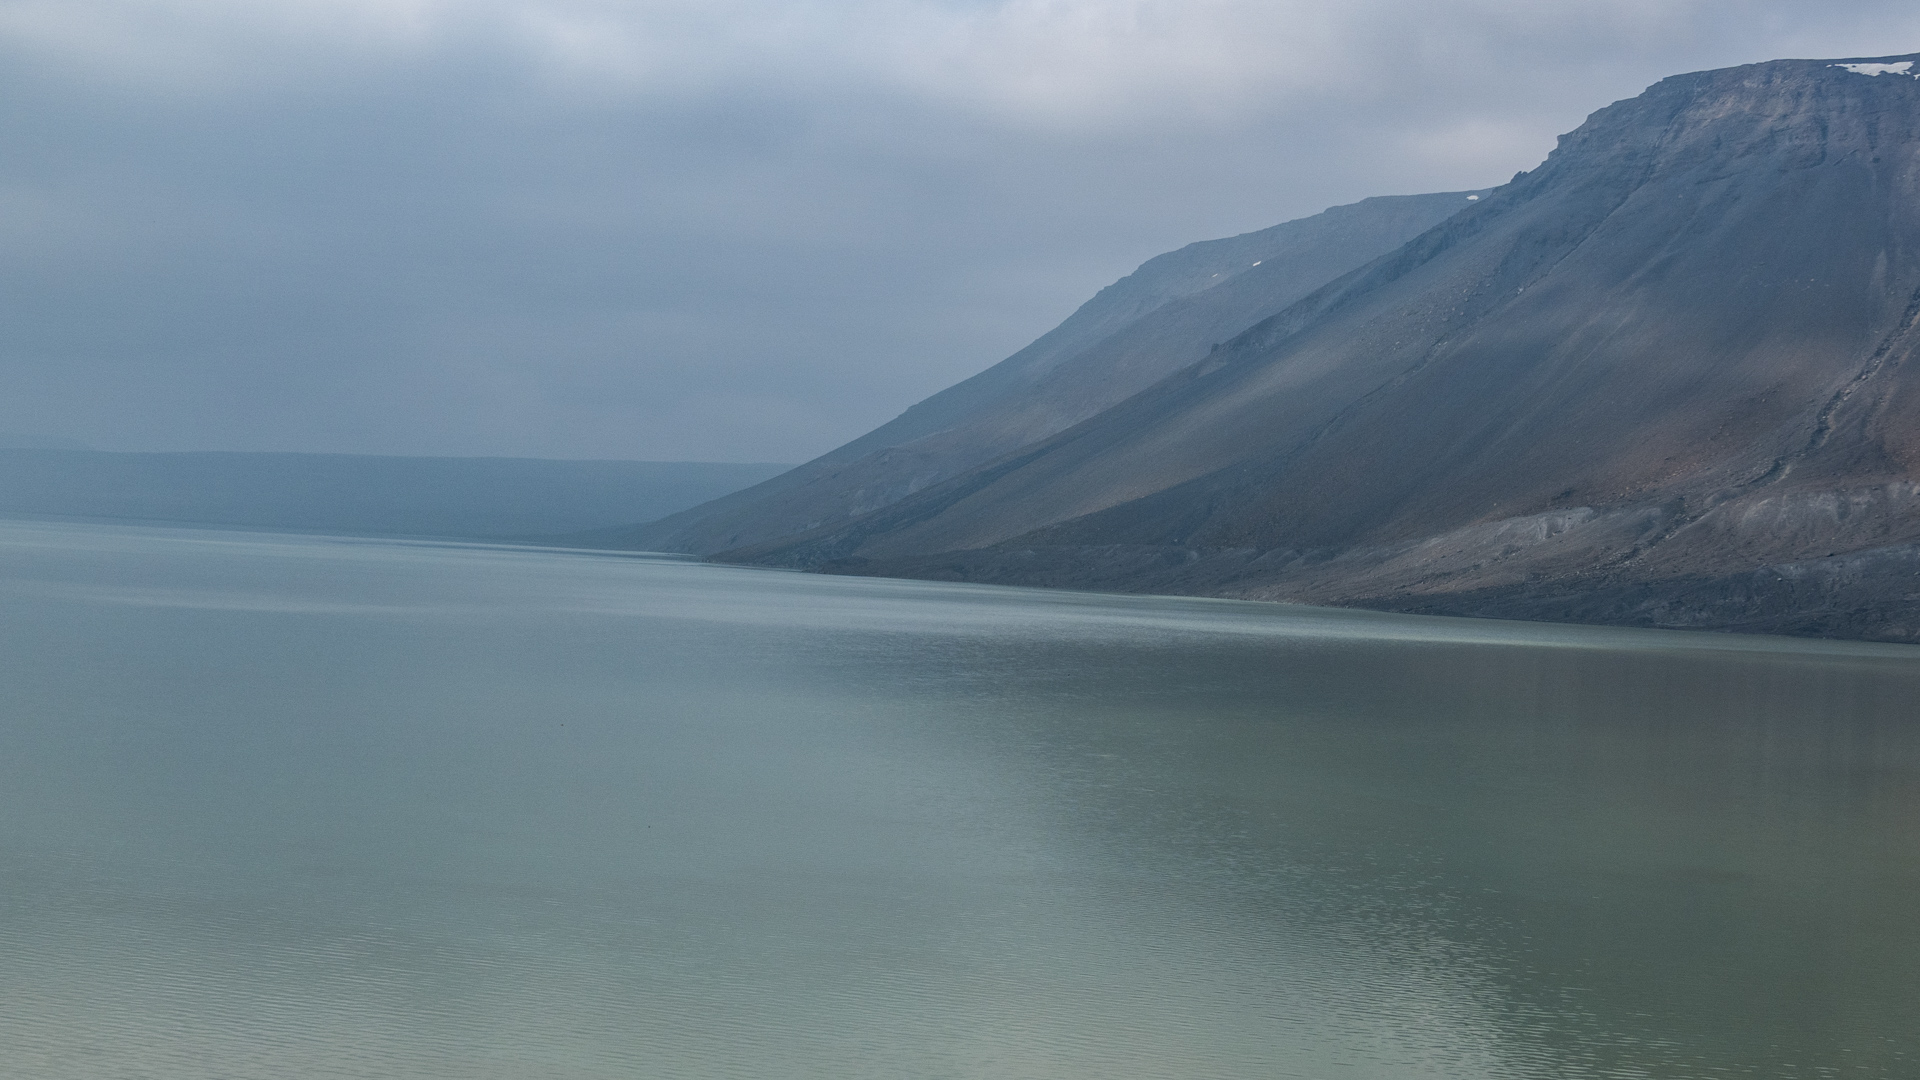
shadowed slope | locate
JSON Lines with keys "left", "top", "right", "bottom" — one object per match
{"left": 731, "top": 54, "right": 1920, "bottom": 640}
{"left": 607, "top": 191, "right": 1484, "bottom": 554}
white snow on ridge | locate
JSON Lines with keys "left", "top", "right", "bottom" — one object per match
{"left": 1832, "top": 61, "right": 1917, "bottom": 77}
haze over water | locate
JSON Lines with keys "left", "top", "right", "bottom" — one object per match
{"left": 1, "top": 519, "right": 1915, "bottom": 1078}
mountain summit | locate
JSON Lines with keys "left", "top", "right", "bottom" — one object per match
{"left": 645, "top": 55, "right": 1920, "bottom": 640}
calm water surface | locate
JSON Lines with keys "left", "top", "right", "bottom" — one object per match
{"left": 1, "top": 519, "right": 1916, "bottom": 1078}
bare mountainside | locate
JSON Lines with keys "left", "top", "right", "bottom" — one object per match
{"left": 610, "top": 190, "right": 1485, "bottom": 554}
{"left": 716, "top": 55, "right": 1920, "bottom": 641}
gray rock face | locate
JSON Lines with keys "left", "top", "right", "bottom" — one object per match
{"left": 613, "top": 190, "right": 1485, "bottom": 554}
{"left": 724, "top": 54, "right": 1920, "bottom": 641}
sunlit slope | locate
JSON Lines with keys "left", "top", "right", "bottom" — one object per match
{"left": 611, "top": 191, "right": 1483, "bottom": 554}
{"left": 735, "top": 55, "right": 1920, "bottom": 639}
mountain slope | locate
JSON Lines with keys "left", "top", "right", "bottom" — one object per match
{"left": 613, "top": 190, "right": 1484, "bottom": 554}
{"left": 727, "top": 54, "right": 1920, "bottom": 641}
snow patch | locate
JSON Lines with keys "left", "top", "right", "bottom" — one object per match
{"left": 1832, "top": 61, "right": 1916, "bottom": 77}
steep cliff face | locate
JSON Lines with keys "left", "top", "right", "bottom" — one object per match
{"left": 608, "top": 191, "right": 1483, "bottom": 554}
{"left": 726, "top": 55, "right": 1920, "bottom": 640}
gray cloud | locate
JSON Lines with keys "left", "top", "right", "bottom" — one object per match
{"left": 3, "top": 1, "right": 1918, "bottom": 460}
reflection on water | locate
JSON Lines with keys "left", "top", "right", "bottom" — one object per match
{"left": 0, "top": 518, "right": 1914, "bottom": 1078}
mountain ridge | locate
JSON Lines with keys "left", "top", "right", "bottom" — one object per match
{"left": 608, "top": 189, "right": 1488, "bottom": 554}
{"left": 705, "top": 53, "right": 1920, "bottom": 641}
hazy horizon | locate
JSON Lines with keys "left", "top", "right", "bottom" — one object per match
{"left": 0, "top": 441, "right": 793, "bottom": 465}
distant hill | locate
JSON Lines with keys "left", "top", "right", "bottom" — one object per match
{"left": 610, "top": 189, "right": 1487, "bottom": 554}
{"left": 0, "top": 433, "right": 91, "bottom": 450}
{"left": 675, "top": 53, "right": 1920, "bottom": 642}
{"left": 0, "top": 452, "right": 789, "bottom": 540}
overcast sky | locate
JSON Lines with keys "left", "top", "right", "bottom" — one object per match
{"left": 2, "top": 2, "right": 1917, "bottom": 461}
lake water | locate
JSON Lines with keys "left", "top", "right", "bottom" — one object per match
{"left": 1, "top": 518, "right": 1916, "bottom": 1079}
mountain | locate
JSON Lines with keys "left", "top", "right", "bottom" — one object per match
{"left": 613, "top": 190, "right": 1486, "bottom": 554}
{"left": 712, "top": 54, "right": 1920, "bottom": 642}
{"left": 0, "top": 452, "right": 788, "bottom": 540}
{"left": 0, "top": 433, "right": 90, "bottom": 450}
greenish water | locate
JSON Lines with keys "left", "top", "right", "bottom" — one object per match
{"left": 1, "top": 518, "right": 1915, "bottom": 1078}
